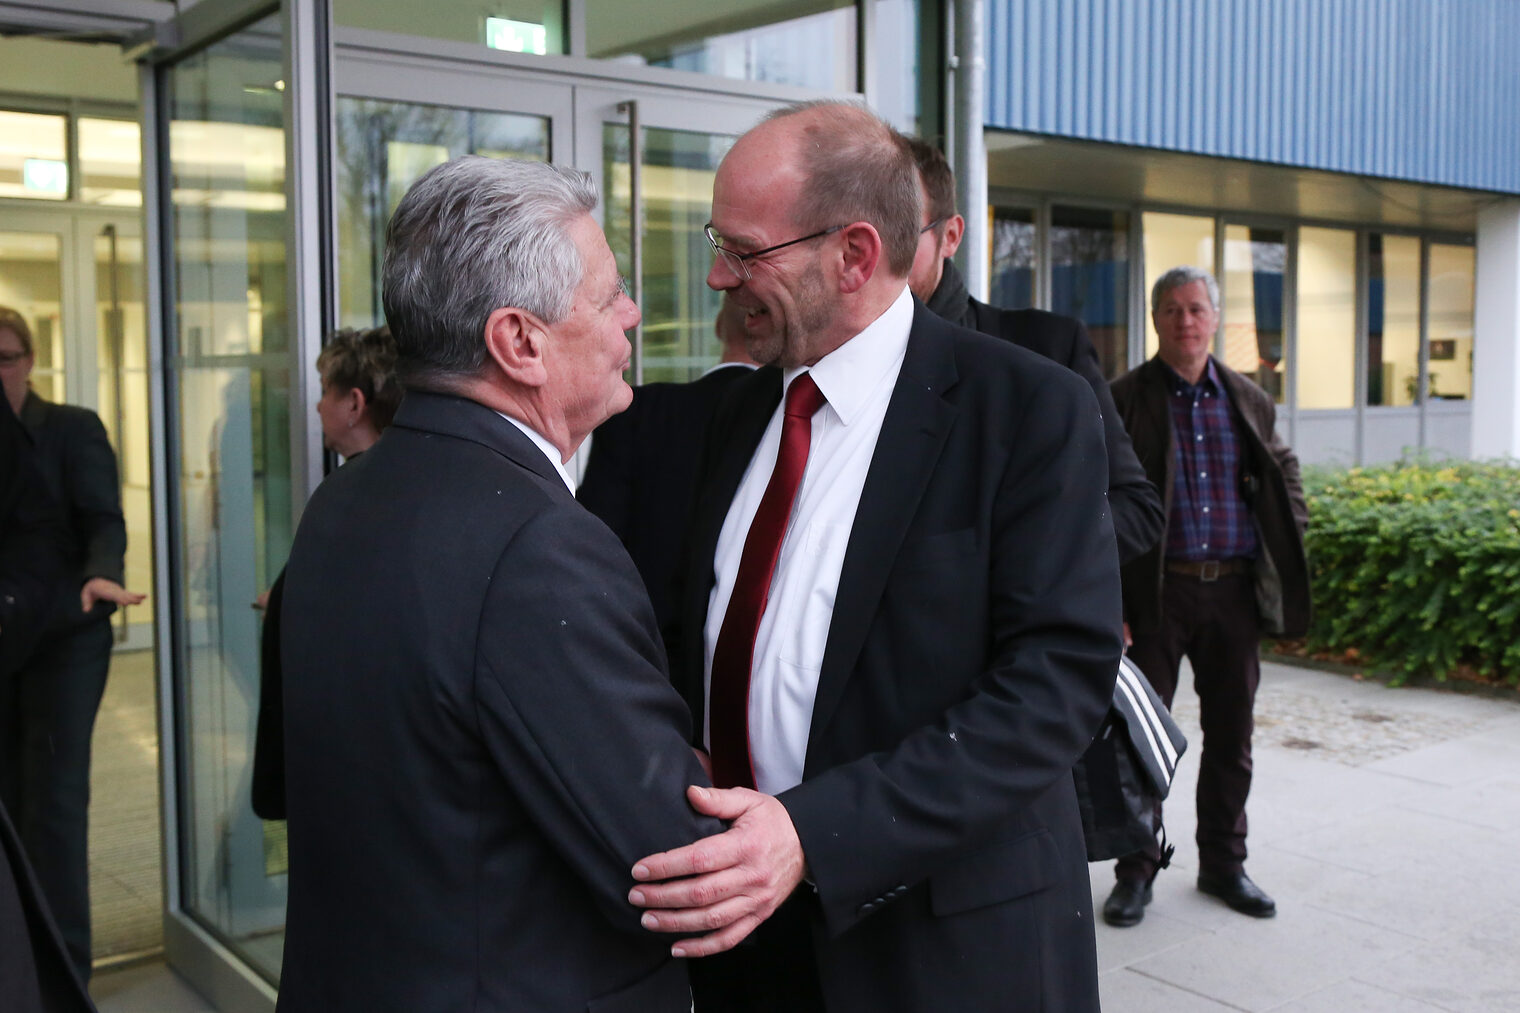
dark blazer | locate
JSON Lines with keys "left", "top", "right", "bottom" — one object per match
{"left": 0, "top": 801, "right": 96, "bottom": 1013}
{"left": 926, "top": 258, "right": 1164, "bottom": 564}
{"left": 577, "top": 364, "right": 753, "bottom": 628}
{"left": 0, "top": 395, "right": 65, "bottom": 672}
{"left": 277, "top": 391, "right": 723, "bottom": 1013}
{"left": 1110, "top": 355, "right": 1311, "bottom": 637}
{"left": 18, "top": 392, "right": 126, "bottom": 634}
{"left": 675, "top": 303, "right": 1122, "bottom": 1013}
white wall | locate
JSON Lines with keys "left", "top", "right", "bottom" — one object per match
{"left": 1473, "top": 200, "right": 1520, "bottom": 459}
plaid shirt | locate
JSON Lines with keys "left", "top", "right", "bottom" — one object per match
{"left": 1163, "top": 359, "right": 1258, "bottom": 561}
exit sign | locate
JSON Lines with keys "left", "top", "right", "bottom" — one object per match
{"left": 485, "top": 17, "right": 547, "bottom": 55}
{"left": 23, "top": 158, "right": 68, "bottom": 196}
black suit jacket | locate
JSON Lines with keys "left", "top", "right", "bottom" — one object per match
{"left": 675, "top": 303, "right": 1122, "bottom": 1013}
{"left": 277, "top": 391, "right": 723, "bottom": 1013}
{"left": 18, "top": 392, "right": 127, "bottom": 634}
{"left": 927, "top": 258, "right": 1164, "bottom": 564}
{"left": 1111, "top": 355, "right": 1311, "bottom": 637}
{"left": 577, "top": 364, "right": 752, "bottom": 628}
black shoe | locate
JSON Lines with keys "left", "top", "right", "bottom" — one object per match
{"left": 1197, "top": 869, "right": 1276, "bottom": 918}
{"left": 1102, "top": 879, "right": 1152, "bottom": 927}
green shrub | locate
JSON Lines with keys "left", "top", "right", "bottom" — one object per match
{"left": 1303, "top": 460, "right": 1520, "bottom": 685}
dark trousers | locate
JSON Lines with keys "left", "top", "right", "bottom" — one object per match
{"left": 2, "top": 620, "right": 113, "bottom": 983}
{"left": 1116, "top": 572, "right": 1260, "bottom": 883}
{"left": 690, "top": 889, "right": 826, "bottom": 1013}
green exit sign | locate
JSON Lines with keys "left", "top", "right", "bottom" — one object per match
{"left": 23, "top": 158, "right": 68, "bottom": 196}
{"left": 485, "top": 17, "right": 547, "bottom": 55}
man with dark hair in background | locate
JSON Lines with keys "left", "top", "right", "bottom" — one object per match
{"left": 901, "top": 136, "right": 1164, "bottom": 564}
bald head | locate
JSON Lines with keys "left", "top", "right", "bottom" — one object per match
{"left": 753, "top": 101, "right": 922, "bottom": 277}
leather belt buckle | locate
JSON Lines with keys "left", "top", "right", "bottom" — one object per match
{"left": 1199, "top": 560, "right": 1221, "bottom": 582}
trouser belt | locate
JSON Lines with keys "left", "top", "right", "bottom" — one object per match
{"left": 1164, "top": 558, "right": 1253, "bottom": 582}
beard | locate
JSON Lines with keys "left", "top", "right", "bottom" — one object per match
{"left": 743, "top": 258, "right": 833, "bottom": 369}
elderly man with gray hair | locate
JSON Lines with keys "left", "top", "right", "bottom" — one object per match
{"left": 1103, "top": 265, "right": 1310, "bottom": 928}
{"left": 276, "top": 156, "right": 778, "bottom": 1012}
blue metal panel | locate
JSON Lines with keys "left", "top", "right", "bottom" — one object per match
{"left": 985, "top": 0, "right": 1520, "bottom": 194}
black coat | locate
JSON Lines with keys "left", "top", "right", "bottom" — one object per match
{"left": 276, "top": 391, "right": 723, "bottom": 1012}
{"left": 1111, "top": 356, "right": 1311, "bottom": 637}
{"left": 926, "top": 259, "right": 1164, "bottom": 564}
{"left": 17, "top": 392, "right": 126, "bottom": 635}
{"left": 577, "top": 364, "right": 753, "bottom": 629}
{"left": 674, "top": 303, "right": 1122, "bottom": 1013}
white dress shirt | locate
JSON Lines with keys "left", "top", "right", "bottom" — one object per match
{"left": 498, "top": 412, "right": 574, "bottom": 493}
{"left": 703, "top": 286, "right": 914, "bottom": 795}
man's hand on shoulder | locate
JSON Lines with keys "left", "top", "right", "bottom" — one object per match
{"left": 629, "top": 785, "right": 806, "bottom": 958}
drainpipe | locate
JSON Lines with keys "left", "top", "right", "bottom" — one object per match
{"left": 952, "top": 0, "right": 988, "bottom": 301}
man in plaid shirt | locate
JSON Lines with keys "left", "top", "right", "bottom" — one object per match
{"left": 1103, "top": 266, "right": 1311, "bottom": 928}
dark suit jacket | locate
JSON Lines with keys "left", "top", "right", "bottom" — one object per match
{"left": 577, "top": 364, "right": 752, "bottom": 628}
{"left": 0, "top": 394, "right": 65, "bottom": 673}
{"left": 675, "top": 303, "right": 1122, "bottom": 1013}
{"left": 0, "top": 398, "right": 93, "bottom": 1013}
{"left": 277, "top": 391, "right": 723, "bottom": 1013}
{"left": 927, "top": 258, "right": 1164, "bottom": 563}
{"left": 18, "top": 392, "right": 126, "bottom": 635}
{"left": 1111, "top": 355, "right": 1311, "bottom": 637}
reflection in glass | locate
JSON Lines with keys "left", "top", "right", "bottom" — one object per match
{"left": 0, "top": 109, "right": 68, "bottom": 200}
{"left": 166, "top": 14, "right": 291, "bottom": 981}
{"left": 80, "top": 118, "right": 144, "bottom": 207}
{"left": 332, "top": 0, "right": 566, "bottom": 53}
{"left": 94, "top": 227, "right": 155, "bottom": 632}
{"left": 1051, "top": 206, "right": 1129, "bottom": 380}
{"left": 1367, "top": 233, "right": 1421, "bottom": 406}
{"left": 1296, "top": 227, "right": 1356, "bottom": 410}
{"left": 334, "top": 97, "right": 549, "bottom": 329}
{"left": 589, "top": 0, "right": 855, "bottom": 92}
{"left": 0, "top": 231, "right": 64, "bottom": 403}
{"left": 989, "top": 207, "right": 1035, "bottom": 311}
{"left": 604, "top": 124, "right": 733, "bottom": 383}
{"left": 1141, "top": 211, "right": 1214, "bottom": 360}
{"left": 1426, "top": 244, "right": 1475, "bottom": 401}
{"left": 1222, "top": 225, "right": 1286, "bottom": 403}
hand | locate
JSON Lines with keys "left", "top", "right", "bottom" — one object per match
{"left": 1122, "top": 621, "right": 1132, "bottom": 650}
{"left": 253, "top": 588, "right": 271, "bottom": 612}
{"left": 81, "top": 577, "right": 146, "bottom": 614}
{"left": 630, "top": 785, "right": 806, "bottom": 958}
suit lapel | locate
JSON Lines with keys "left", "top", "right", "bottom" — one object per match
{"left": 806, "top": 306, "right": 960, "bottom": 760}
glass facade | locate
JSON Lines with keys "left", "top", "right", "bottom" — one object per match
{"left": 1427, "top": 243, "right": 1475, "bottom": 401}
{"left": 603, "top": 124, "right": 733, "bottom": 382}
{"left": 80, "top": 117, "right": 144, "bottom": 207}
{"left": 989, "top": 206, "right": 1035, "bottom": 312}
{"left": 589, "top": 0, "right": 856, "bottom": 92}
{"left": 1221, "top": 225, "right": 1286, "bottom": 403}
{"left": 0, "top": 231, "right": 65, "bottom": 403}
{"left": 1367, "top": 233, "right": 1422, "bottom": 406}
{"left": 1050, "top": 205, "right": 1128, "bottom": 380}
{"left": 0, "top": 109, "right": 69, "bottom": 201}
{"left": 164, "top": 13, "right": 292, "bottom": 982}
{"left": 332, "top": 0, "right": 568, "bottom": 54}
{"left": 333, "top": 97, "right": 550, "bottom": 330}
{"left": 1295, "top": 227, "right": 1357, "bottom": 410}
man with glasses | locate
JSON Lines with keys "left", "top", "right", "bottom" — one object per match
{"left": 902, "top": 136, "right": 1163, "bottom": 564}
{"left": 628, "top": 100, "right": 1121, "bottom": 1013}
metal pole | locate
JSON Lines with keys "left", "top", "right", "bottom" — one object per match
{"left": 952, "top": 0, "right": 987, "bottom": 302}
{"left": 618, "top": 100, "right": 644, "bottom": 385}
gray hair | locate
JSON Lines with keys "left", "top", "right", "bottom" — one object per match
{"left": 1150, "top": 265, "right": 1220, "bottom": 314}
{"left": 381, "top": 155, "right": 598, "bottom": 389}
{"left": 762, "top": 100, "right": 922, "bottom": 277}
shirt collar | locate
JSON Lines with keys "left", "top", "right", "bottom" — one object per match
{"left": 496, "top": 412, "right": 574, "bottom": 492}
{"left": 782, "top": 285, "right": 913, "bottom": 426}
{"left": 1161, "top": 355, "right": 1222, "bottom": 396}
{"left": 701, "top": 361, "right": 757, "bottom": 378}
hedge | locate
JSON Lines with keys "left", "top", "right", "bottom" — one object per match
{"left": 1301, "top": 460, "right": 1520, "bottom": 685}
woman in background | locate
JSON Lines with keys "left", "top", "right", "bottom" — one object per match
{"left": 252, "top": 327, "right": 400, "bottom": 821}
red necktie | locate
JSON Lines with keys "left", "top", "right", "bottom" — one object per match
{"left": 709, "top": 372, "right": 828, "bottom": 789}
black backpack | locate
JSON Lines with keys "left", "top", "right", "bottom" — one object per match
{"left": 1074, "top": 655, "right": 1188, "bottom": 864}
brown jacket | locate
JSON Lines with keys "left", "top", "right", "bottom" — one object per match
{"left": 1110, "top": 356, "right": 1311, "bottom": 638}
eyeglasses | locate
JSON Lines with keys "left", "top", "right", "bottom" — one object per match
{"left": 920, "top": 217, "right": 946, "bottom": 235}
{"left": 704, "top": 222, "right": 845, "bottom": 281}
